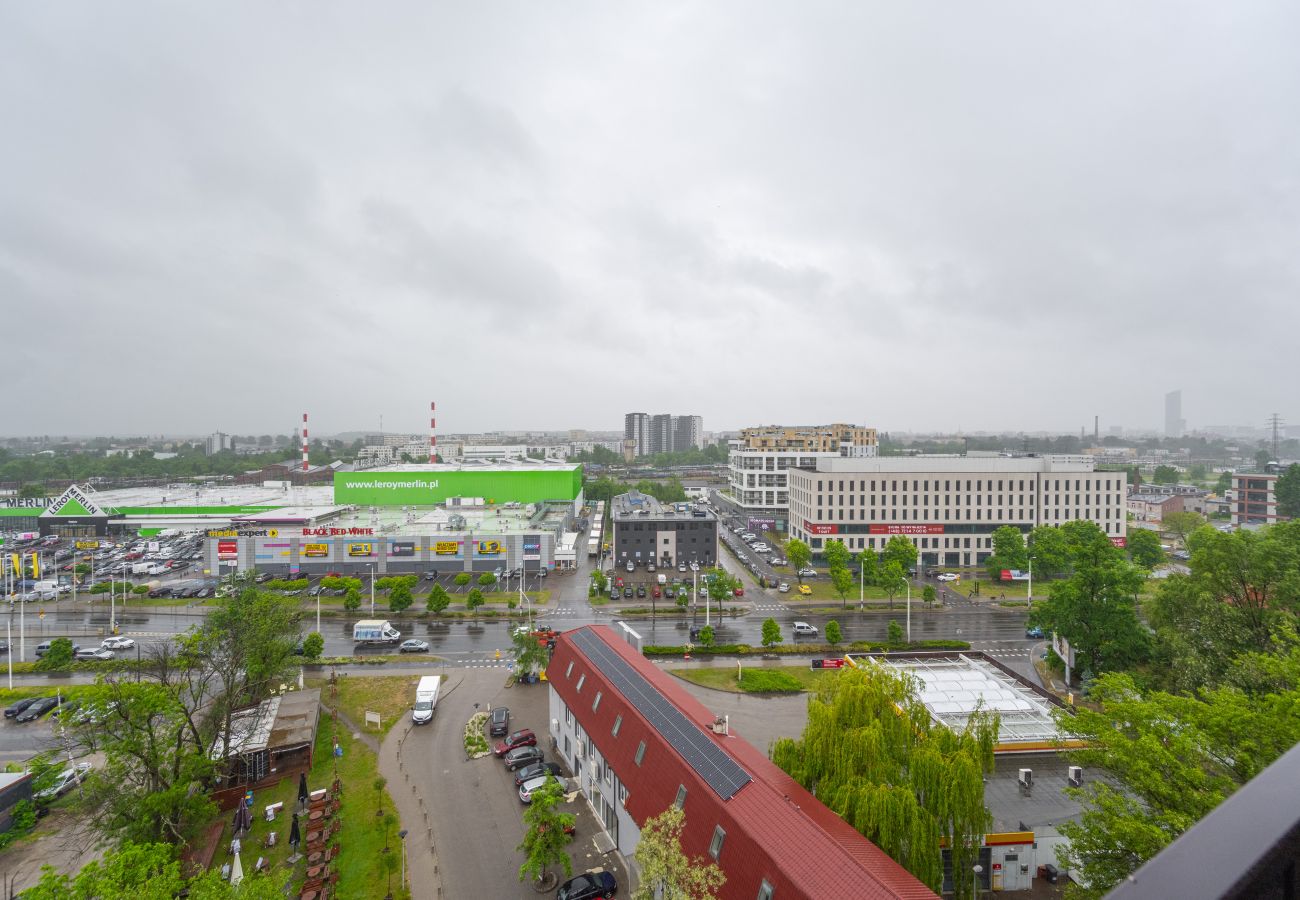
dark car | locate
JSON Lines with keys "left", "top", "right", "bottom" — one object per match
{"left": 494, "top": 728, "right": 538, "bottom": 757}
{"left": 489, "top": 706, "right": 511, "bottom": 737}
{"left": 635, "top": 585, "right": 646, "bottom": 598}
{"left": 622, "top": 586, "right": 633, "bottom": 599}
{"left": 513, "top": 760, "right": 564, "bottom": 788}
{"left": 556, "top": 870, "right": 617, "bottom": 900}
{"left": 423, "top": 571, "right": 438, "bottom": 581}
{"left": 502, "top": 745, "right": 545, "bottom": 771}
{"left": 16, "top": 697, "right": 59, "bottom": 723}
{"left": 1026, "top": 625, "right": 1044, "bottom": 639}
{"left": 255, "top": 572, "right": 273, "bottom": 583}
{"left": 5, "top": 697, "right": 42, "bottom": 719}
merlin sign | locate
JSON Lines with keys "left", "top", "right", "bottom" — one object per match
{"left": 41, "top": 485, "right": 106, "bottom": 518}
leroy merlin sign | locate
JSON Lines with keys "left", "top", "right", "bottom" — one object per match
{"left": 333, "top": 468, "right": 582, "bottom": 506}
{"left": 42, "top": 485, "right": 106, "bottom": 518}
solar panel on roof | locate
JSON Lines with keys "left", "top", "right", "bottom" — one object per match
{"left": 571, "top": 630, "right": 752, "bottom": 800}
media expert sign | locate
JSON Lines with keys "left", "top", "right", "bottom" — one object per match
{"left": 390, "top": 542, "right": 415, "bottom": 557}
{"left": 347, "top": 543, "right": 373, "bottom": 557}
{"left": 434, "top": 541, "right": 461, "bottom": 556}
{"left": 207, "top": 528, "right": 280, "bottom": 538}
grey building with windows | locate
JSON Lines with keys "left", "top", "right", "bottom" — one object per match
{"left": 623, "top": 412, "right": 704, "bottom": 457}
{"left": 610, "top": 491, "right": 718, "bottom": 569}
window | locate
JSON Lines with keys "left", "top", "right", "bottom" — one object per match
{"left": 565, "top": 661, "right": 574, "bottom": 678}
{"left": 592, "top": 691, "right": 602, "bottom": 711}
{"left": 576, "top": 675, "right": 585, "bottom": 693}
{"left": 709, "top": 825, "right": 726, "bottom": 861}
{"left": 674, "top": 785, "right": 687, "bottom": 809}
{"left": 757, "top": 880, "right": 775, "bottom": 900}
{"left": 635, "top": 741, "right": 646, "bottom": 766}
{"left": 612, "top": 715, "right": 622, "bottom": 737}
{"left": 564, "top": 706, "right": 572, "bottom": 726}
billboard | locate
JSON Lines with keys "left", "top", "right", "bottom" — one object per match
{"left": 747, "top": 518, "right": 776, "bottom": 533}
{"left": 868, "top": 524, "right": 945, "bottom": 535}
{"left": 390, "top": 541, "right": 415, "bottom": 557}
{"left": 476, "top": 540, "right": 504, "bottom": 556}
{"left": 303, "top": 543, "right": 329, "bottom": 558}
{"left": 803, "top": 521, "right": 839, "bottom": 535}
{"left": 217, "top": 540, "right": 238, "bottom": 560}
{"left": 434, "top": 541, "right": 462, "bottom": 556}
{"left": 333, "top": 467, "right": 582, "bottom": 507}
{"left": 75, "top": 541, "right": 100, "bottom": 550}
{"left": 347, "top": 542, "right": 373, "bottom": 557}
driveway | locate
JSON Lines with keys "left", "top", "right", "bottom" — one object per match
{"left": 406, "top": 669, "right": 630, "bottom": 898}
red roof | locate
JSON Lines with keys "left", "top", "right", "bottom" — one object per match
{"left": 550, "top": 626, "right": 937, "bottom": 900}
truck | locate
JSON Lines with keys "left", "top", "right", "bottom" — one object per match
{"left": 353, "top": 619, "right": 401, "bottom": 645}
{"left": 411, "top": 675, "right": 441, "bottom": 725}
{"left": 131, "top": 562, "right": 152, "bottom": 575}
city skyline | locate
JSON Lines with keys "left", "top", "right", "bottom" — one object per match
{"left": 3, "top": 3, "right": 1298, "bottom": 435}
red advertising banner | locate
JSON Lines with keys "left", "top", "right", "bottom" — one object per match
{"left": 868, "top": 524, "right": 945, "bottom": 535}
{"left": 1110, "top": 536, "right": 1127, "bottom": 548}
{"left": 217, "top": 540, "right": 238, "bottom": 559}
{"left": 803, "top": 521, "right": 839, "bottom": 535}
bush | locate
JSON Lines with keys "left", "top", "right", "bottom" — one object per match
{"left": 0, "top": 800, "right": 35, "bottom": 850}
{"left": 89, "top": 582, "right": 111, "bottom": 595}
{"left": 35, "top": 637, "right": 74, "bottom": 670}
{"left": 343, "top": 587, "right": 361, "bottom": 612}
{"left": 739, "top": 669, "right": 804, "bottom": 693}
{"left": 132, "top": 584, "right": 150, "bottom": 595}
{"left": 825, "top": 620, "right": 841, "bottom": 645}
{"left": 698, "top": 625, "right": 715, "bottom": 647}
{"left": 427, "top": 584, "right": 451, "bottom": 614}
{"left": 887, "top": 620, "right": 905, "bottom": 645}
{"left": 464, "top": 712, "right": 490, "bottom": 758}
{"left": 466, "top": 589, "right": 485, "bottom": 612}
{"left": 477, "top": 573, "right": 497, "bottom": 588}
{"left": 389, "top": 583, "right": 413, "bottom": 613}
{"left": 266, "top": 578, "right": 309, "bottom": 592}
{"left": 301, "top": 632, "right": 325, "bottom": 660}
{"left": 454, "top": 573, "right": 472, "bottom": 590}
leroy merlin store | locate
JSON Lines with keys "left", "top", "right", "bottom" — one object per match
{"left": 206, "top": 464, "right": 586, "bottom": 577}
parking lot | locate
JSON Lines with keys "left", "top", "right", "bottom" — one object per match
{"left": 410, "top": 669, "right": 630, "bottom": 898}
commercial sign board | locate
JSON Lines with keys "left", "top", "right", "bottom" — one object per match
{"left": 1000, "top": 569, "right": 1031, "bottom": 582}
{"left": 302, "top": 527, "right": 374, "bottom": 537}
{"left": 207, "top": 528, "right": 280, "bottom": 538}
{"left": 476, "top": 540, "right": 504, "bottom": 556}
{"left": 0, "top": 498, "right": 50, "bottom": 508}
{"left": 43, "top": 485, "right": 105, "bottom": 518}
{"left": 434, "top": 541, "right": 461, "bottom": 556}
{"left": 346, "top": 542, "right": 373, "bottom": 557}
{"left": 303, "top": 543, "right": 330, "bottom": 558}
{"left": 75, "top": 541, "right": 100, "bottom": 550}
{"left": 389, "top": 542, "right": 415, "bottom": 557}
{"left": 867, "top": 524, "right": 945, "bottom": 535}
{"left": 811, "top": 659, "right": 844, "bottom": 669}
{"left": 217, "top": 540, "right": 238, "bottom": 560}
{"left": 1110, "top": 536, "right": 1127, "bottom": 548}
{"left": 803, "top": 521, "right": 839, "bottom": 535}
{"left": 332, "top": 467, "right": 583, "bottom": 507}
{"left": 747, "top": 518, "right": 775, "bottom": 532}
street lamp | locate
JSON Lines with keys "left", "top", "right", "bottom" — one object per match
{"left": 368, "top": 564, "right": 375, "bottom": 615}
{"left": 972, "top": 863, "right": 983, "bottom": 899}
{"left": 398, "top": 828, "right": 408, "bottom": 889}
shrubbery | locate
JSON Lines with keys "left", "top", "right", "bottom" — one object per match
{"left": 738, "top": 669, "right": 803, "bottom": 693}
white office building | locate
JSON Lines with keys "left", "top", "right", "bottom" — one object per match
{"left": 787, "top": 455, "right": 1127, "bottom": 568}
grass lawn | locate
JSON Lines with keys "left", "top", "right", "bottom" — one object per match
{"left": 308, "top": 675, "right": 430, "bottom": 736}
{"left": 781, "top": 580, "right": 904, "bottom": 603}
{"left": 673, "top": 665, "right": 837, "bottom": 693}
{"left": 196, "top": 703, "right": 408, "bottom": 899}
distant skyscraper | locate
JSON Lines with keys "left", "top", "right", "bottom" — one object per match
{"left": 624, "top": 413, "right": 649, "bottom": 456}
{"left": 1164, "top": 390, "right": 1185, "bottom": 438}
{"left": 624, "top": 412, "right": 704, "bottom": 456}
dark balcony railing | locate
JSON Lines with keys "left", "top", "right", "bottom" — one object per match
{"left": 1105, "top": 740, "right": 1300, "bottom": 900}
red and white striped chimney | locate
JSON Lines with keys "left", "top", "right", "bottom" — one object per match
{"left": 429, "top": 401, "right": 437, "bottom": 464}
{"left": 302, "top": 413, "right": 309, "bottom": 471}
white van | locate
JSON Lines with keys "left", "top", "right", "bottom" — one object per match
{"left": 412, "top": 675, "right": 441, "bottom": 725}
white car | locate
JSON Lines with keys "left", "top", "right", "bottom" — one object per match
{"left": 778, "top": 582, "right": 790, "bottom": 593}
{"left": 101, "top": 637, "right": 136, "bottom": 651}
{"left": 519, "top": 774, "right": 558, "bottom": 803}
{"left": 36, "top": 763, "right": 91, "bottom": 801}
{"left": 936, "top": 573, "right": 959, "bottom": 582}
{"left": 797, "top": 568, "right": 818, "bottom": 578}
{"left": 793, "top": 621, "right": 819, "bottom": 636}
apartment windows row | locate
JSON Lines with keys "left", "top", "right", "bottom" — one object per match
{"left": 812, "top": 477, "right": 1122, "bottom": 493}
{"left": 810, "top": 506, "right": 1119, "bottom": 522}
{"left": 811, "top": 492, "right": 1123, "bottom": 509}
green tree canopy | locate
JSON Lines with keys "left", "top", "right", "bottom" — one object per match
{"left": 822, "top": 538, "right": 850, "bottom": 570}
{"left": 466, "top": 588, "right": 485, "bottom": 611}
{"left": 1276, "top": 463, "right": 1300, "bottom": 518}
{"left": 760, "top": 617, "right": 783, "bottom": 648}
{"left": 301, "top": 632, "right": 324, "bottom": 660}
{"left": 772, "top": 666, "right": 997, "bottom": 897}
{"left": 631, "top": 805, "right": 725, "bottom": 900}
{"left": 426, "top": 583, "right": 451, "bottom": 614}
{"left": 878, "top": 560, "right": 908, "bottom": 609}
{"left": 1027, "top": 526, "right": 1071, "bottom": 579}
{"left": 516, "top": 778, "right": 575, "bottom": 885}
{"left": 1162, "top": 510, "right": 1207, "bottom": 547}
{"left": 855, "top": 548, "right": 878, "bottom": 585}
{"left": 1126, "top": 528, "right": 1165, "bottom": 569}
{"left": 825, "top": 620, "right": 841, "bottom": 644}
{"left": 388, "top": 582, "right": 413, "bottom": 613}
{"left": 881, "top": 535, "right": 918, "bottom": 573}
{"left": 453, "top": 572, "right": 472, "bottom": 590}
{"left": 786, "top": 539, "right": 812, "bottom": 576}
{"left": 984, "top": 525, "right": 1029, "bottom": 581}
{"left": 1152, "top": 465, "right": 1180, "bottom": 484}
{"left": 830, "top": 565, "right": 855, "bottom": 609}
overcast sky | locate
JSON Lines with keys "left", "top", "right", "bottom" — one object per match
{"left": 3, "top": 2, "right": 1297, "bottom": 439}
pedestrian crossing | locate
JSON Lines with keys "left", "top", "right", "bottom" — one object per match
{"left": 751, "top": 604, "right": 790, "bottom": 612}
{"left": 544, "top": 608, "right": 581, "bottom": 616}
{"left": 983, "top": 649, "right": 1030, "bottom": 659}
{"left": 465, "top": 660, "right": 516, "bottom": 668}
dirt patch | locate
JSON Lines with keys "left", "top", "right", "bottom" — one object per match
{"left": 0, "top": 807, "right": 104, "bottom": 894}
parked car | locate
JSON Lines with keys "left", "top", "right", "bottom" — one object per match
{"left": 399, "top": 639, "right": 430, "bottom": 653}
{"left": 16, "top": 697, "right": 59, "bottom": 723}
{"left": 489, "top": 706, "right": 511, "bottom": 737}
{"left": 518, "top": 773, "right": 559, "bottom": 803}
{"left": 35, "top": 641, "right": 81, "bottom": 658}
{"left": 793, "top": 621, "right": 819, "bottom": 636}
{"left": 36, "top": 763, "right": 92, "bottom": 801}
{"left": 778, "top": 582, "right": 790, "bottom": 593}
{"left": 625, "top": 561, "right": 634, "bottom": 572}
{"left": 556, "top": 870, "right": 618, "bottom": 900}
{"left": 652, "top": 587, "right": 661, "bottom": 599}
{"left": 513, "top": 760, "right": 564, "bottom": 787}
{"left": 733, "top": 587, "right": 744, "bottom": 597}
{"left": 502, "top": 745, "right": 545, "bottom": 771}
{"left": 937, "top": 573, "right": 959, "bottom": 582}
{"left": 635, "top": 585, "right": 646, "bottom": 598}
{"left": 1025, "top": 625, "right": 1044, "bottom": 639}
{"left": 494, "top": 729, "right": 538, "bottom": 757}
{"left": 5, "top": 697, "right": 42, "bottom": 719}
{"left": 797, "top": 584, "right": 812, "bottom": 595}
{"left": 678, "top": 563, "right": 687, "bottom": 573}
{"left": 622, "top": 587, "right": 633, "bottom": 599}
{"left": 664, "top": 587, "right": 675, "bottom": 599}
{"left": 75, "top": 648, "right": 115, "bottom": 661}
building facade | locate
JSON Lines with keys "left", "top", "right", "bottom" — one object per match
{"left": 547, "top": 626, "right": 935, "bottom": 900}
{"left": 726, "top": 424, "right": 879, "bottom": 531}
{"left": 1165, "top": 390, "right": 1184, "bottom": 438}
{"left": 787, "top": 456, "right": 1127, "bottom": 567}
{"left": 1126, "top": 491, "right": 1184, "bottom": 524}
{"left": 610, "top": 492, "right": 718, "bottom": 569}
{"left": 1231, "top": 473, "right": 1280, "bottom": 527}
{"left": 624, "top": 412, "right": 704, "bottom": 457}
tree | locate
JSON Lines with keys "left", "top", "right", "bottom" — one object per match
{"left": 1027, "top": 524, "right": 1148, "bottom": 677}
{"left": 631, "top": 805, "right": 725, "bottom": 900}
{"left": 879, "top": 560, "right": 907, "bottom": 609}
{"left": 389, "top": 582, "right": 413, "bottom": 613}
{"left": 36, "top": 637, "right": 74, "bottom": 670}
{"left": 18, "top": 482, "right": 47, "bottom": 498}
{"left": 1183, "top": 522, "right": 1300, "bottom": 652}
{"left": 697, "top": 625, "right": 715, "bottom": 647}
{"left": 887, "top": 620, "right": 905, "bottom": 645}
{"left": 1152, "top": 465, "right": 1180, "bottom": 484}
{"left": 466, "top": 588, "right": 485, "bottom": 612}
{"left": 786, "top": 539, "right": 811, "bottom": 578}
{"left": 1276, "top": 463, "right": 1300, "bottom": 518}
{"left": 760, "top": 618, "right": 783, "bottom": 648}
{"left": 301, "top": 632, "right": 324, "bottom": 661}
{"left": 854, "top": 550, "right": 878, "bottom": 587}
{"left": 343, "top": 586, "right": 361, "bottom": 612}
{"left": 590, "top": 570, "right": 608, "bottom": 594}
{"left": 824, "top": 620, "right": 841, "bottom": 645}
{"left": 922, "top": 585, "right": 936, "bottom": 608}
{"left": 822, "top": 538, "right": 850, "bottom": 570}
{"left": 830, "top": 565, "right": 854, "bottom": 609}
{"left": 426, "top": 584, "right": 451, "bottom": 614}
{"left": 984, "top": 525, "right": 1029, "bottom": 581}
{"left": 1027, "top": 525, "right": 1071, "bottom": 579}
{"left": 1126, "top": 529, "right": 1165, "bottom": 569}
{"left": 454, "top": 573, "right": 472, "bottom": 592}
{"left": 1163, "top": 511, "right": 1207, "bottom": 547}
{"left": 1215, "top": 471, "right": 1233, "bottom": 494}
{"left": 517, "top": 779, "right": 575, "bottom": 888}
{"left": 881, "top": 535, "right": 918, "bottom": 574}
{"left": 25, "top": 841, "right": 185, "bottom": 899}
{"left": 512, "top": 627, "right": 551, "bottom": 679}
{"left": 478, "top": 572, "right": 497, "bottom": 589}
{"left": 772, "top": 666, "right": 997, "bottom": 897}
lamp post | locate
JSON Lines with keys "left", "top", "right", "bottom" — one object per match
{"left": 905, "top": 572, "right": 911, "bottom": 644}
{"left": 972, "top": 863, "right": 983, "bottom": 899}
{"left": 368, "top": 564, "right": 375, "bottom": 615}
{"left": 398, "top": 828, "right": 408, "bottom": 889}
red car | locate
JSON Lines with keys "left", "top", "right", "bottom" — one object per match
{"left": 494, "top": 729, "right": 537, "bottom": 757}
{"left": 614, "top": 576, "right": 624, "bottom": 587}
{"left": 733, "top": 587, "right": 744, "bottom": 597}
{"left": 652, "top": 587, "right": 661, "bottom": 599}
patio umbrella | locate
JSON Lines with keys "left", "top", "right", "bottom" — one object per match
{"left": 298, "top": 772, "right": 309, "bottom": 808}
{"left": 232, "top": 802, "right": 249, "bottom": 836}
{"left": 230, "top": 848, "right": 244, "bottom": 887}
{"left": 289, "top": 812, "right": 301, "bottom": 849}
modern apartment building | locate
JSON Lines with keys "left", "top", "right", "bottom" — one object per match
{"left": 624, "top": 412, "right": 704, "bottom": 456}
{"left": 787, "top": 455, "right": 1127, "bottom": 568}
{"left": 1230, "top": 473, "right": 1280, "bottom": 527}
{"left": 1165, "top": 390, "right": 1185, "bottom": 438}
{"left": 726, "top": 424, "right": 878, "bottom": 532}
{"left": 610, "top": 491, "right": 718, "bottom": 569}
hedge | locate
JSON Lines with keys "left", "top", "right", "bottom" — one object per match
{"left": 643, "top": 639, "right": 971, "bottom": 656}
